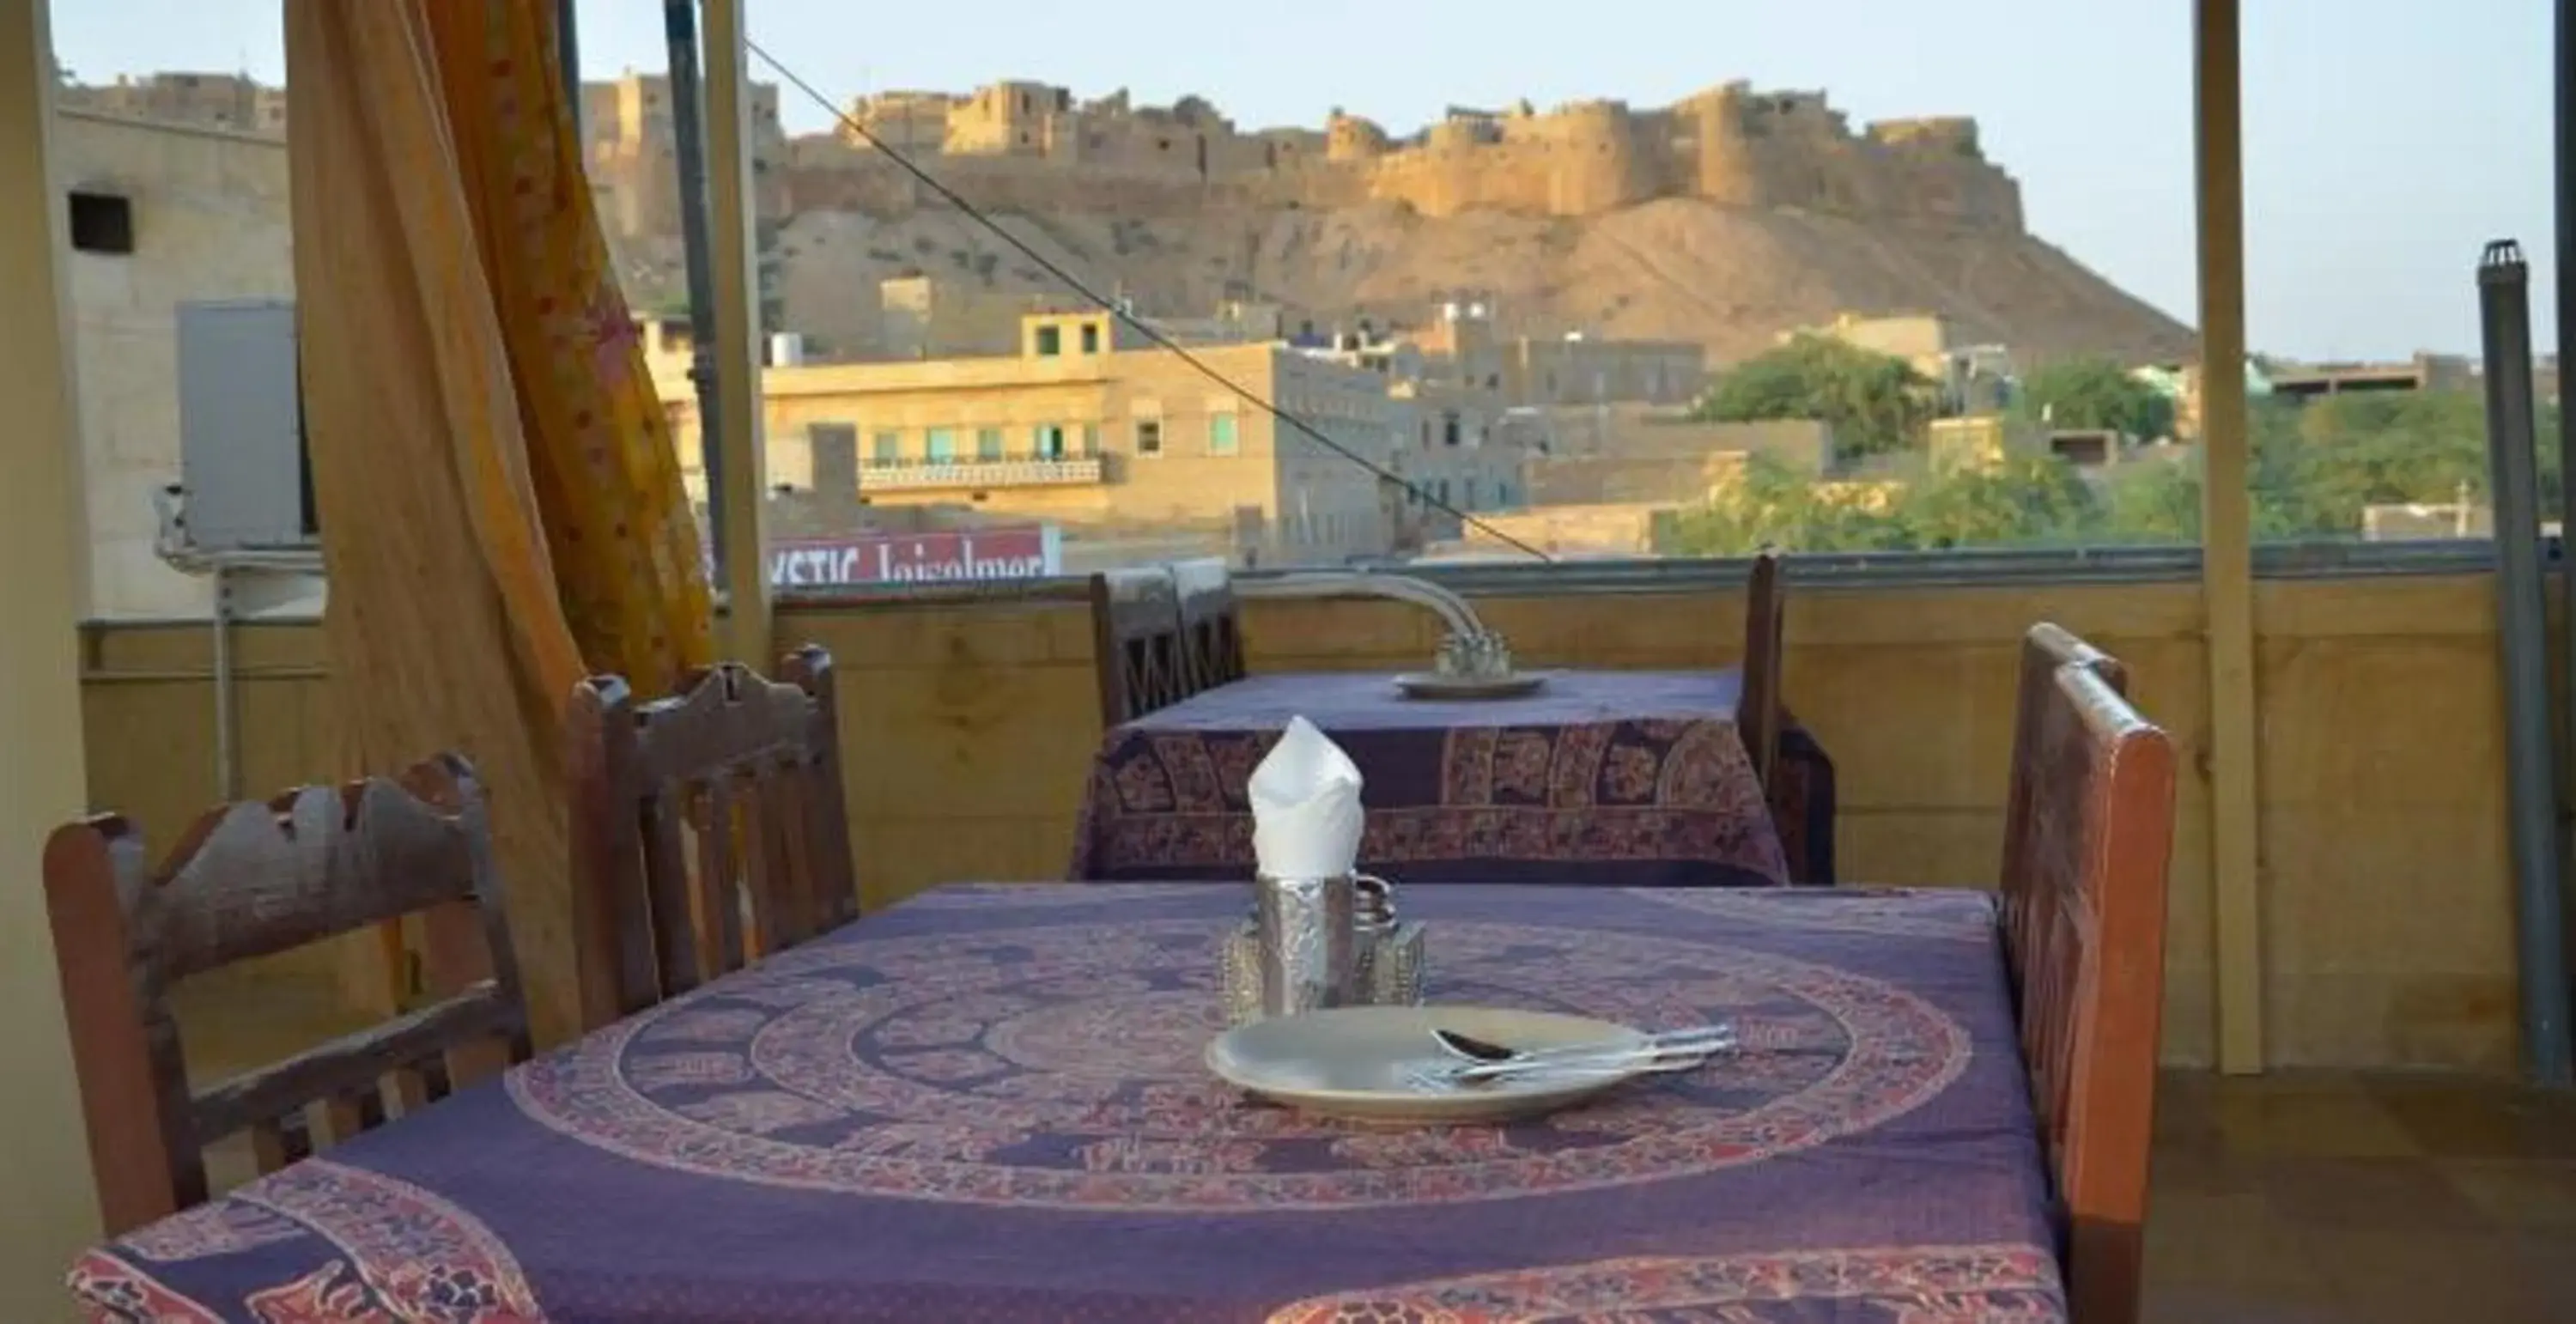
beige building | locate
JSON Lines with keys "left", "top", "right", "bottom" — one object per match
{"left": 1801, "top": 310, "right": 2016, "bottom": 411}
{"left": 55, "top": 70, "right": 286, "bottom": 136}
{"left": 1412, "top": 302, "right": 1704, "bottom": 407}
{"left": 2267, "top": 352, "right": 2475, "bottom": 401}
{"left": 658, "top": 309, "right": 1413, "bottom": 566}
{"left": 56, "top": 109, "right": 295, "bottom": 618}
{"left": 1382, "top": 378, "right": 1535, "bottom": 543}
{"left": 1529, "top": 416, "right": 1834, "bottom": 505}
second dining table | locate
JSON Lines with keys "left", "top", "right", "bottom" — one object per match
{"left": 1072, "top": 669, "right": 1837, "bottom": 889}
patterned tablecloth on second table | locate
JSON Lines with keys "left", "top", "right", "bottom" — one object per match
{"left": 73, "top": 883, "right": 2062, "bottom": 1322}
{"left": 1072, "top": 670, "right": 1838, "bottom": 889}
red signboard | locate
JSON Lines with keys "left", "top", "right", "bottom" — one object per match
{"left": 765, "top": 525, "right": 1061, "bottom": 589}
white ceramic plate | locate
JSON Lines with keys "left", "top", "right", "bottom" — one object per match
{"left": 1204, "top": 1004, "right": 1648, "bottom": 1124}
{"left": 1393, "top": 671, "right": 1547, "bottom": 701}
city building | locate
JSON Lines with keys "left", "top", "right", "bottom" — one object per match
{"left": 1411, "top": 300, "right": 1705, "bottom": 407}
{"left": 55, "top": 107, "right": 293, "bottom": 619}
{"left": 2268, "top": 351, "right": 2474, "bottom": 401}
{"left": 1801, "top": 310, "right": 2014, "bottom": 412}
{"left": 54, "top": 70, "right": 285, "bottom": 135}
{"left": 654, "top": 309, "right": 1431, "bottom": 566}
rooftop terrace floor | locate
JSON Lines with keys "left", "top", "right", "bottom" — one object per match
{"left": 2145, "top": 1068, "right": 2576, "bottom": 1322}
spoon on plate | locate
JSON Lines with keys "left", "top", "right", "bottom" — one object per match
{"left": 1432, "top": 1023, "right": 1733, "bottom": 1068}
{"left": 1428, "top": 1023, "right": 1735, "bottom": 1084}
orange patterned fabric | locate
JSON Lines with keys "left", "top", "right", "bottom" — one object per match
{"left": 283, "top": 1, "right": 713, "bottom": 1037}
{"left": 422, "top": 3, "right": 716, "bottom": 695}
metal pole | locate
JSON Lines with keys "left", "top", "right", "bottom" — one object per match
{"left": 2555, "top": 0, "right": 2576, "bottom": 1049}
{"left": 556, "top": 0, "right": 582, "bottom": 143}
{"left": 665, "top": 0, "right": 728, "bottom": 577}
{"left": 210, "top": 566, "right": 237, "bottom": 799}
{"left": 2478, "top": 240, "right": 2574, "bottom": 1087}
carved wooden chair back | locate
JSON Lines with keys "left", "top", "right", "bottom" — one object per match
{"left": 43, "top": 754, "right": 529, "bottom": 1236}
{"left": 1997, "top": 623, "right": 2174, "bottom": 1324}
{"left": 1735, "top": 550, "right": 1788, "bottom": 787}
{"left": 566, "top": 645, "right": 859, "bottom": 1030}
{"left": 1170, "top": 556, "right": 1249, "bottom": 697}
{"left": 1089, "top": 566, "right": 1188, "bottom": 728}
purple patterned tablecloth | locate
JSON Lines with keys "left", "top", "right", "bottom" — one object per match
{"left": 1072, "top": 671, "right": 1838, "bottom": 889}
{"left": 73, "top": 884, "right": 2061, "bottom": 1322}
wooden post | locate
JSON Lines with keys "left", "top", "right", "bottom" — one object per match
{"left": 699, "top": 0, "right": 771, "bottom": 665}
{"left": 2196, "top": 0, "right": 2266, "bottom": 1074}
{"left": 0, "top": 0, "right": 118, "bottom": 1297}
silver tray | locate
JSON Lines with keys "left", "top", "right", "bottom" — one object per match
{"left": 1393, "top": 671, "right": 1546, "bottom": 701}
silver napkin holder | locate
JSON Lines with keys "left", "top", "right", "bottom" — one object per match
{"left": 1223, "top": 872, "right": 1425, "bottom": 1027}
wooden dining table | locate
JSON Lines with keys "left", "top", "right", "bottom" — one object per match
{"left": 72, "top": 882, "right": 2061, "bottom": 1322}
{"left": 1072, "top": 670, "right": 1838, "bottom": 889}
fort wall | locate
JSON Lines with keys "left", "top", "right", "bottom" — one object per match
{"left": 759, "top": 78, "right": 2024, "bottom": 232}
{"left": 62, "top": 69, "right": 2023, "bottom": 238}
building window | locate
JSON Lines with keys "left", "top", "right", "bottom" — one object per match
{"left": 1136, "top": 419, "right": 1163, "bottom": 456}
{"left": 68, "top": 191, "right": 134, "bottom": 254}
{"left": 975, "top": 427, "right": 1005, "bottom": 460}
{"left": 1080, "top": 322, "right": 1100, "bottom": 354}
{"left": 1208, "top": 413, "right": 1239, "bottom": 456}
{"left": 926, "top": 428, "right": 958, "bottom": 463}
{"left": 1442, "top": 412, "right": 1461, "bottom": 447}
{"left": 1463, "top": 478, "right": 1479, "bottom": 509}
{"left": 1081, "top": 422, "right": 1102, "bottom": 455}
{"left": 1035, "top": 325, "right": 1062, "bottom": 356}
{"left": 872, "top": 431, "right": 902, "bottom": 464}
{"left": 1035, "top": 423, "right": 1067, "bottom": 459}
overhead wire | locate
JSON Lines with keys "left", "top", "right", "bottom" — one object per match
{"left": 741, "top": 39, "right": 1552, "bottom": 562}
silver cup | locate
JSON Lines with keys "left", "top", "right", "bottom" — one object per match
{"left": 1253, "top": 872, "right": 1359, "bottom": 1017}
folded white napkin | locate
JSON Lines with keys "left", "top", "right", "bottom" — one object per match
{"left": 1249, "top": 716, "right": 1364, "bottom": 879}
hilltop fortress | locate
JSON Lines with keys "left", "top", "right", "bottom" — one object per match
{"left": 582, "top": 74, "right": 2024, "bottom": 239}
{"left": 60, "top": 70, "right": 2186, "bottom": 371}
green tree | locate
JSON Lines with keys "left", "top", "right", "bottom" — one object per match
{"left": 1692, "top": 335, "right": 1940, "bottom": 461}
{"left": 1662, "top": 384, "right": 2558, "bottom": 557}
{"left": 1894, "top": 455, "right": 2099, "bottom": 550}
{"left": 2019, "top": 356, "right": 2177, "bottom": 440}
{"left": 1658, "top": 453, "right": 2102, "bottom": 556}
{"left": 2097, "top": 453, "right": 2202, "bottom": 544}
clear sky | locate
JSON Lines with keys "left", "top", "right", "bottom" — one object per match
{"left": 46, "top": 0, "right": 2558, "bottom": 361}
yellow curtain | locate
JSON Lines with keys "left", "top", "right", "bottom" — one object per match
{"left": 422, "top": 4, "right": 717, "bottom": 688}
{"left": 283, "top": 3, "right": 714, "bottom": 1040}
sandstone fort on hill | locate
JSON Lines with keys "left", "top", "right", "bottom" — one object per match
{"left": 64, "top": 69, "right": 2184, "bottom": 365}
{"left": 587, "top": 76, "right": 2191, "bottom": 365}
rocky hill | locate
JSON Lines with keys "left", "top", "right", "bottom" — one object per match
{"left": 731, "top": 197, "right": 2191, "bottom": 367}
{"left": 584, "top": 75, "right": 2194, "bottom": 367}
{"left": 56, "top": 70, "right": 2190, "bottom": 367}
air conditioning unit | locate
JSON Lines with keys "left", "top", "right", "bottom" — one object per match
{"left": 177, "top": 299, "right": 316, "bottom": 553}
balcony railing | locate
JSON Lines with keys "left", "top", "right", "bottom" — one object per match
{"left": 857, "top": 452, "right": 1105, "bottom": 491}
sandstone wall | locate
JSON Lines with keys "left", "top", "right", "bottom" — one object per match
{"left": 592, "top": 78, "right": 2026, "bottom": 239}
{"left": 56, "top": 111, "right": 295, "bottom": 619}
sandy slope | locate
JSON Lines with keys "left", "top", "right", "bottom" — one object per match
{"left": 746, "top": 197, "right": 2192, "bottom": 366}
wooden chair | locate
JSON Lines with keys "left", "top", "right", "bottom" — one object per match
{"left": 42, "top": 755, "right": 530, "bottom": 1236}
{"left": 566, "top": 644, "right": 860, "bottom": 1032}
{"left": 1997, "top": 623, "right": 2175, "bottom": 1324}
{"left": 1089, "top": 565, "right": 1188, "bottom": 728}
{"left": 1171, "top": 556, "right": 1248, "bottom": 696}
{"left": 1734, "top": 550, "right": 1787, "bottom": 788}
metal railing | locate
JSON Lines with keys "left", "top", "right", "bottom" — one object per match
{"left": 857, "top": 452, "right": 1105, "bottom": 490}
